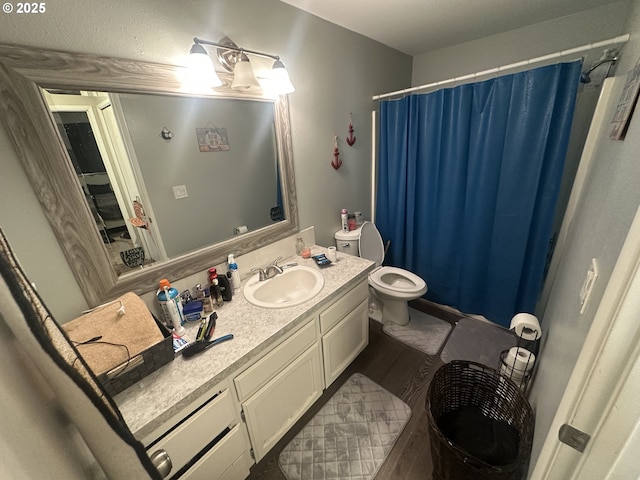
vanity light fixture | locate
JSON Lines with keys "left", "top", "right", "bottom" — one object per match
{"left": 189, "top": 36, "right": 295, "bottom": 94}
{"left": 188, "top": 41, "right": 223, "bottom": 88}
{"left": 231, "top": 52, "right": 261, "bottom": 91}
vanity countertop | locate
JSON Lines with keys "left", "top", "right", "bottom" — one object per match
{"left": 114, "top": 247, "right": 374, "bottom": 440}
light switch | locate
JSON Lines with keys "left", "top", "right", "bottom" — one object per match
{"left": 173, "top": 185, "right": 188, "bottom": 199}
{"left": 579, "top": 258, "right": 598, "bottom": 315}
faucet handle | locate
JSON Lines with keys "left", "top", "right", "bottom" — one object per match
{"left": 251, "top": 267, "right": 267, "bottom": 281}
{"left": 271, "top": 256, "right": 283, "bottom": 266}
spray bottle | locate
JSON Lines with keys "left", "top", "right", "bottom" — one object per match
{"left": 227, "top": 254, "right": 241, "bottom": 291}
{"left": 341, "top": 209, "right": 349, "bottom": 233}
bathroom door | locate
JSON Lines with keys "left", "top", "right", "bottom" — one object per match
{"left": 531, "top": 200, "right": 640, "bottom": 479}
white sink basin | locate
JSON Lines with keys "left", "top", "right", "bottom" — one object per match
{"left": 243, "top": 265, "right": 325, "bottom": 309}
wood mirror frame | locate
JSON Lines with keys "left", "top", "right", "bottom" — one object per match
{"left": 0, "top": 43, "right": 298, "bottom": 306}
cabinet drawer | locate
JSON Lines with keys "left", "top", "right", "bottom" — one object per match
{"left": 319, "top": 280, "right": 368, "bottom": 333}
{"left": 234, "top": 318, "right": 317, "bottom": 402}
{"left": 149, "top": 389, "right": 236, "bottom": 477}
{"left": 181, "top": 425, "right": 251, "bottom": 480}
{"left": 322, "top": 298, "right": 369, "bottom": 386}
{"left": 219, "top": 450, "right": 254, "bottom": 480}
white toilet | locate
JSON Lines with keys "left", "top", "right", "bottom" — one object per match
{"left": 335, "top": 222, "right": 427, "bottom": 325}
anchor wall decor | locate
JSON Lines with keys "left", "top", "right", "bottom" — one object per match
{"left": 331, "top": 134, "right": 342, "bottom": 170}
{"left": 346, "top": 112, "right": 356, "bottom": 146}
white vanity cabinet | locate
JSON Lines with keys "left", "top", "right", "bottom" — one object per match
{"left": 143, "top": 378, "right": 252, "bottom": 480}
{"left": 234, "top": 318, "right": 324, "bottom": 462}
{"left": 233, "top": 278, "right": 369, "bottom": 463}
{"left": 319, "top": 280, "right": 369, "bottom": 386}
{"left": 139, "top": 276, "right": 370, "bottom": 479}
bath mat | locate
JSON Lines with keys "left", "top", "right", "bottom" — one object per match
{"left": 440, "top": 317, "right": 517, "bottom": 370}
{"left": 278, "top": 373, "right": 411, "bottom": 480}
{"left": 382, "top": 308, "right": 452, "bottom": 355}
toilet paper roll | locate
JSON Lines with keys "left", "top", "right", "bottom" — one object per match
{"left": 510, "top": 313, "right": 541, "bottom": 341}
{"left": 233, "top": 225, "right": 248, "bottom": 235}
{"left": 501, "top": 363, "right": 525, "bottom": 381}
{"left": 503, "top": 347, "right": 536, "bottom": 374}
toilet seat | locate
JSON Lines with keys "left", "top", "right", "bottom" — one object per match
{"left": 369, "top": 266, "right": 427, "bottom": 298}
{"left": 338, "top": 221, "right": 427, "bottom": 325}
{"left": 358, "top": 222, "right": 428, "bottom": 299}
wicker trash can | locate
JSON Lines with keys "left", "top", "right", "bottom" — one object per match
{"left": 426, "top": 361, "right": 535, "bottom": 480}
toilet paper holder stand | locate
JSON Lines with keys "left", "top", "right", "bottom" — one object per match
{"left": 499, "top": 329, "right": 540, "bottom": 395}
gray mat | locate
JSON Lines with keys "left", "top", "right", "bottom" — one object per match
{"left": 278, "top": 373, "right": 411, "bottom": 480}
{"left": 382, "top": 308, "right": 452, "bottom": 355}
{"left": 440, "top": 317, "right": 517, "bottom": 370}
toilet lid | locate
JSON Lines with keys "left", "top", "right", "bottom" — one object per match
{"left": 359, "top": 222, "right": 385, "bottom": 267}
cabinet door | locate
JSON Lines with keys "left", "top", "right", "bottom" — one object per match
{"left": 234, "top": 319, "right": 317, "bottom": 402}
{"left": 322, "top": 298, "right": 369, "bottom": 386}
{"left": 242, "top": 343, "right": 323, "bottom": 461}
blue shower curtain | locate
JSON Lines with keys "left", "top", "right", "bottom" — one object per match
{"left": 376, "top": 61, "right": 582, "bottom": 327}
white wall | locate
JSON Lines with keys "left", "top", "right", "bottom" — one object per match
{"left": 0, "top": 0, "right": 412, "bottom": 322}
{"left": 412, "top": 2, "right": 629, "bottom": 86}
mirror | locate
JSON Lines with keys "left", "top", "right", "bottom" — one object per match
{"left": 45, "top": 89, "right": 283, "bottom": 274}
{"left": 0, "top": 43, "right": 298, "bottom": 306}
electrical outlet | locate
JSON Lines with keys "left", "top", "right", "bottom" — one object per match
{"left": 579, "top": 258, "right": 598, "bottom": 315}
{"left": 173, "top": 185, "right": 188, "bottom": 199}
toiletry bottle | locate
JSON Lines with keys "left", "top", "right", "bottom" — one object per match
{"left": 227, "top": 254, "right": 241, "bottom": 291}
{"left": 208, "top": 268, "right": 224, "bottom": 307}
{"left": 348, "top": 214, "right": 356, "bottom": 230}
{"left": 157, "top": 279, "right": 186, "bottom": 335}
{"left": 295, "top": 237, "right": 305, "bottom": 256}
{"left": 202, "top": 287, "right": 214, "bottom": 314}
{"left": 341, "top": 209, "right": 349, "bottom": 233}
{"left": 218, "top": 274, "right": 232, "bottom": 302}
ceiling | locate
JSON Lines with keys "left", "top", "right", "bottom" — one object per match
{"left": 279, "top": 0, "right": 622, "bottom": 56}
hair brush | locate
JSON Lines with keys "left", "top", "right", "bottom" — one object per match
{"left": 181, "top": 334, "right": 234, "bottom": 358}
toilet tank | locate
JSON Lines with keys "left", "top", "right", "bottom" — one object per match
{"left": 335, "top": 228, "right": 361, "bottom": 256}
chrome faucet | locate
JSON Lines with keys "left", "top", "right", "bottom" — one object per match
{"left": 250, "top": 267, "right": 267, "bottom": 281}
{"left": 251, "top": 257, "right": 283, "bottom": 281}
{"left": 264, "top": 257, "right": 283, "bottom": 279}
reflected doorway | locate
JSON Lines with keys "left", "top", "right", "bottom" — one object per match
{"left": 47, "top": 91, "right": 159, "bottom": 275}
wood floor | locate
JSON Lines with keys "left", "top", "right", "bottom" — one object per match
{"left": 247, "top": 312, "right": 452, "bottom": 480}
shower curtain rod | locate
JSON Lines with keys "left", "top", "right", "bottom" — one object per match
{"left": 373, "top": 34, "right": 630, "bottom": 101}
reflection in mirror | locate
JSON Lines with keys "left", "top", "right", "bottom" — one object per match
{"left": 52, "top": 107, "right": 147, "bottom": 274}
{"left": 0, "top": 43, "right": 298, "bottom": 307}
{"left": 45, "top": 90, "right": 283, "bottom": 276}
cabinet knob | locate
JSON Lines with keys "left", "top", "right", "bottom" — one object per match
{"left": 149, "top": 449, "right": 172, "bottom": 478}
